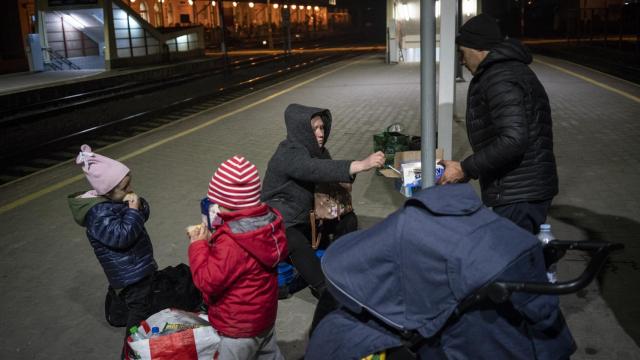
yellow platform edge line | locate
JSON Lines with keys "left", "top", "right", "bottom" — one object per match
{"left": 0, "top": 59, "right": 361, "bottom": 215}
{"left": 534, "top": 58, "right": 640, "bottom": 104}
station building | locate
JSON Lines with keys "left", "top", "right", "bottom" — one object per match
{"left": 3, "top": 0, "right": 350, "bottom": 72}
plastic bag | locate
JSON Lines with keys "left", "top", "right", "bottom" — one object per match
{"left": 127, "top": 308, "right": 220, "bottom": 360}
{"left": 373, "top": 123, "right": 410, "bottom": 167}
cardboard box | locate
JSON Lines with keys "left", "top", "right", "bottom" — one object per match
{"left": 378, "top": 149, "right": 444, "bottom": 197}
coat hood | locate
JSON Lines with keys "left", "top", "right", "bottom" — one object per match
{"left": 284, "top": 103, "right": 332, "bottom": 157}
{"left": 477, "top": 38, "right": 532, "bottom": 75}
{"left": 321, "top": 183, "right": 542, "bottom": 338}
{"left": 67, "top": 191, "right": 109, "bottom": 226}
{"left": 216, "top": 204, "right": 288, "bottom": 268}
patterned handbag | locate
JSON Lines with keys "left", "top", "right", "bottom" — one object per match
{"left": 314, "top": 182, "right": 353, "bottom": 220}
{"left": 310, "top": 183, "right": 353, "bottom": 249}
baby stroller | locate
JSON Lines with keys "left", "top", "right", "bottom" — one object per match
{"left": 305, "top": 184, "right": 623, "bottom": 360}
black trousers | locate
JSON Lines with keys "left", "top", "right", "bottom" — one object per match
{"left": 286, "top": 212, "right": 358, "bottom": 335}
{"left": 121, "top": 275, "right": 153, "bottom": 358}
{"left": 285, "top": 212, "right": 358, "bottom": 290}
{"left": 493, "top": 199, "right": 552, "bottom": 235}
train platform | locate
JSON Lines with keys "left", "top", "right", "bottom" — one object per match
{"left": 0, "top": 47, "right": 383, "bottom": 98}
{"left": 0, "top": 52, "right": 639, "bottom": 359}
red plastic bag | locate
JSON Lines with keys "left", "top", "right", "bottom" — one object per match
{"left": 127, "top": 309, "right": 220, "bottom": 360}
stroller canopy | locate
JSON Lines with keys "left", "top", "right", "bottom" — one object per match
{"left": 321, "top": 183, "right": 543, "bottom": 338}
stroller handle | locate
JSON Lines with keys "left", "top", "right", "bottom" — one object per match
{"left": 458, "top": 240, "right": 624, "bottom": 312}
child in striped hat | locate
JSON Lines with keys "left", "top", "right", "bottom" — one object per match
{"left": 187, "top": 155, "right": 288, "bottom": 359}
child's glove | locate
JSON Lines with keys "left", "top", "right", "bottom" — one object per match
{"left": 186, "top": 224, "right": 211, "bottom": 244}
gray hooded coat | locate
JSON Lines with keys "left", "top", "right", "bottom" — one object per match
{"left": 261, "top": 104, "right": 354, "bottom": 228}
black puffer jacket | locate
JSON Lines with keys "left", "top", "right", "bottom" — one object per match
{"left": 261, "top": 104, "right": 353, "bottom": 227}
{"left": 68, "top": 193, "right": 157, "bottom": 288}
{"left": 461, "top": 38, "right": 558, "bottom": 207}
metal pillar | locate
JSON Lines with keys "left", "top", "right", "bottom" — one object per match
{"left": 455, "top": 0, "right": 464, "bottom": 82}
{"left": 267, "top": 0, "right": 273, "bottom": 49}
{"left": 282, "top": 6, "right": 291, "bottom": 54}
{"left": 421, "top": 0, "right": 437, "bottom": 188}
{"left": 438, "top": 0, "right": 456, "bottom": 161}
{"left": 218, "top": 1, "right": 228, "bottom": 65}
{"left": 103, "top": 0, "right": 118, "bottom": 70}
{"left": 387, "top": 0, "right": 398, "bottom": 63}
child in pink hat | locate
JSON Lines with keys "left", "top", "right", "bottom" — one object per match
{"left": 67, "top": 144, "right": 157, "bottom": 358}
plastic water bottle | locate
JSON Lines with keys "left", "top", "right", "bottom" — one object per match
{"left": 129, "top": 326, "right": 143, "bottom": 341}
{"left": 537, "top": 224, "right": 557, "bottom": 283}
{"left": 435, "top": 164, "right": 445, "bottom": 183}
{"left": 150, "top": 326, "right": 160, "bottom": 337}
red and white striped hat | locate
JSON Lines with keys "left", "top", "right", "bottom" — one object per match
{"left": 208, "top": 155, "right": 261, "bottom": 210}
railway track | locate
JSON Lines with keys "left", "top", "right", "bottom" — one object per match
{"left": 0, "top": 50, "right": 366, "bottom": 185}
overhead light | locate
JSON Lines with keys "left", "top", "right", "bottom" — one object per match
{"left": 232, "top": 2, "right": 238, "bottom": 7}
{"left": 273, "top": 3, "right": 279, "bottom": 9}
{"left": 291, "top": 4, "right": 296, "bottom": 9}
{"left": 212, "top": 1, "right": 216, "bottom": 6}
{"left": 188, "top": 0, "right": 193, "bottom": 5}
{"left": 306, "top": 5, "right": 312, "bottom": 10}
{"left": 314, "top": 6, "right": 319, "bottom": 11}
{"left": 463, "top": 0, "right": 476, "bottom": 17}
{"left": 248, "top": 2, "right": 254, "bottom": 8}
{"left": 283, "top": 5, "right": 288, "bottom": 9}
{"left": 398, "top": 3, "right": 410, "bottom": 21}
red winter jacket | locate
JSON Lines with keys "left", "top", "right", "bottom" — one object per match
{"left": 188, "top": 203, "right": 288, "bottom": 338}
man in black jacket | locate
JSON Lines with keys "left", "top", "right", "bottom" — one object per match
{"left": 439, "top": 14, "right": 558, "bottom": 234}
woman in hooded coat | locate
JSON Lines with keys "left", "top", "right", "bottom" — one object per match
{"left": 261, "top": 104, "right": 384, "bottom": 330}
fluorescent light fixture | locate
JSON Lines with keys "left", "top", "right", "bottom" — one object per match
{"left": 398, "top": 3, "right": 410, "bottom": 21}
{"left": 463, "top": 0, "right": 477, "bottom": 17}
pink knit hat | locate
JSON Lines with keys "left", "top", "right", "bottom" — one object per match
{"left": 208, "top": 155, "right": 261, "bottom": 210}
{"left": 76, "top": 144, "right": 130, "bottom": 195}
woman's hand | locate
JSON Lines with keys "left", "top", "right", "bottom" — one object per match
{"left": 187, "top": 224, "right": 211, "bottom": 244}
{"left": 349, "top": 151, "right": 385, "bottom": 175}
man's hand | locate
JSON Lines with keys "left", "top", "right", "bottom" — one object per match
{"left": 123, "top": 193, "right": 140, "bottom": 210}
{"left": 437, "top": 160, "right": 469, "bottom": 185}
{"left": 187, "top": 224, "right": 211, "bottom": 244}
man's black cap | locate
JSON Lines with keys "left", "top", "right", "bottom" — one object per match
{"left": 456, "top": 14, "right": 504, "bottom": 50}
